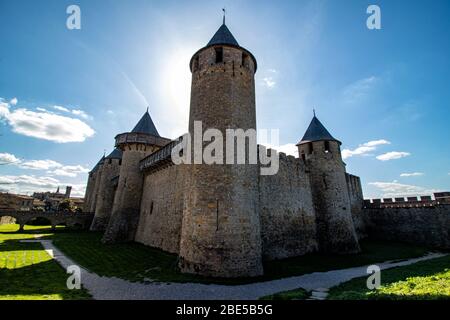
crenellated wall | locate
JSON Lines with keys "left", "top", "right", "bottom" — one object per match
{"left": 363, "top": 205, "right": 450, "bottom": 249}
{"left": 134, "top": 164, "right": 188, "bottom": 254}
{"left": 259, "top": 150, "right": 318, "bottom": 260}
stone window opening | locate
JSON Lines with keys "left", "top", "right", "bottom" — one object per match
{"left": 108, "top": 159, "right": 112, "bottom": 164}
{"left": 242, "top": 52, "right": 249, "bottom": 68}
{"left": 308, "top": 142, "right": 313, "bottom": 154}
{"left": 150, "top": 201, "right": 154, "bottom": 215}
{"left": 118, "top": 159, "right": 122, "bottom": 165}
{"left": 324, "top": 141, "right": 330, "bottom": 153}
{"left": 301, "top": 152, "right": 306, "bottom": 162}
{"left": 215, "top": 47, "right": 223, "bottom": 63}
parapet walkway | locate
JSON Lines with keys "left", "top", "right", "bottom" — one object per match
{"left": 23, "top": 238, "right": 447, "bottom": 300}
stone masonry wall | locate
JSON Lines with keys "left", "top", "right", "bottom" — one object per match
{"left": 363, "top": 205, "right": 450, "bottom": 249}
{"left": 299, "top": 140, "right": 360, "bottom": 253}
{"left": 89, "top": 164, "right": 103, "bottom": 213}
{"left": 103, "top": 144, "right": 157, "bottom": 243}
{"left": 90, "top": 158, "right": 121, "bottom": 231}
{"left": 135, "top": 164, "right": 187, "bottom": 254}
{"left": 179, "top": 45, "right": 263, "bottom": 277}
{"left": 346, "top": 173, "right": 366, "bottom": 239}
{"left": 259, "top": 152, "right": 318, "bottom": 260}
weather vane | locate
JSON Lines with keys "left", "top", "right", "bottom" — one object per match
{"left": 222, "top": 7, "right": 226, "bottom": 25}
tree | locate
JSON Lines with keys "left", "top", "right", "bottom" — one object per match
{"left": 58, "top": 199, "right": 75, "bottom": 212}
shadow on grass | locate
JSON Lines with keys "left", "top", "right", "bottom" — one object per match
{"left": 49, "top": 231, "right": 433, "bottom": 285}
{"left": 0, "top": 259, "right": 91, "bottom": 300}
{"left": 0, "top": 224, "right": 438, "bottom": 286}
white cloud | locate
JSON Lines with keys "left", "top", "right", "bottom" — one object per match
{"left": 71, "top": 109, "right": 91, "bottom": 120}
{"left": 342, "top": 139, "right": 390, "bottom": 160}
{"left": 48, "top": 165, "right": 89, "bottom": 178}
{"left": 54, "top": 105, "right": 92, "bottom": 120}
{"left": 262, "top": 77, "right": 276, "bottom": 88}
{"left": 376, "top": 151, "right": 410, "bottom": 161}
{"left": 0, "top": 99, "right": 95, "bottom": 143}
{"left": 54, "top": 105, "right": 70, "bottom": 112}
{"left": 10, "top": 97, "right": 18, "bottom": 106}
{"left": 343, "top": 76, "right": 379, "bottom": 103}
{"left": 400, "top": 172, "right": 424, "bottom": 177}
{"left": 0, "top": 152, "right": 89, "bottom": 178}
{"left": 0, "top": 174, "right": 86, "bottom": 197}
{"left": 0, "top": 153, "right": 21, "bottom": 164}
{"left": 369, "top": 181, "right": 441, "bottom": 198}
{"left": 19, "top": 159, "right": 61, "bottom": 170}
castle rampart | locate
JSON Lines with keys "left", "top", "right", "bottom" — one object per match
{"left": 259, "top": 150, "right": 318, "bottom": 260}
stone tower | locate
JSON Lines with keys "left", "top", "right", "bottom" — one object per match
{"left": 178, "top": 22, "right": 263, "bottom": 277}
{"left": 297, "top": 115, "right": 360, "bottom": 253}
{"left": 84, "top": 156, "right": 104, "bottom": 213}
{"left": 102, "top": 110, "right": 170, "bottom": 243}
{"left": 90, "top": 148, "right": 122, "bottom": 231}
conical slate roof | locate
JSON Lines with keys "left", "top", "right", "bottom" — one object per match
{"left": 297, "top": 116, "right": 341, "bottom": 145}
{"left": 207, "top": 23, "right": 239, "bottom": 47}
{"left": 91, "top": 156, "right": 105, "bottom": 172}
{"left": 131, "top": 109, "right": 160, "bottom": 137}
{"left": 105, "top": 148, "right": 122, "bottom": 160}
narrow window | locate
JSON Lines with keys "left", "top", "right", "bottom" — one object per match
{"left": 301, "top": 153, "right": 306, "bottom": 162}
{"left": 324, "top": 141, "right": 330, "bottom": 153}
{"left": 308, "top": 142, "right": 313, "bottom": 154}
{"left": 150, "top": 201, "right": 154, "bottom": 215}
{"left": 108, "top": 159, "right": 112, "bottom": 164}
{"left": 215, "top": 47, "right": 223, "bottom": 63}
{"left": 118, "top": 159, "right": 122, "bottom": 165}
{"left": 242, "top": 52, "right": 248, "bottom": 67}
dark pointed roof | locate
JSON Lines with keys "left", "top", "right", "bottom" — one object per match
{"left": 190, "top": 22, "right": 257, "bottom": 72}
{"left": 91, "top": 156, "right": 105, "bottom": 172}
{"left": 297, "top": 116, "right": 341, "bottom": 145}
{"left": 207, "top": 23, "right": 239, "bottom": 47}
{"left": 131, "top": 109, "right": 160, "bottom": 137}
{"left": 105, "top": 148, "right": 122, "bottom": 160}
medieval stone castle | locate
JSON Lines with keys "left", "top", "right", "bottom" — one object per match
{"left": 83, "top": 22, "right": 449, "bottom": 278}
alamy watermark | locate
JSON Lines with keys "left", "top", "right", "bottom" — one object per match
{"left": 366, "top": 264, "right": 381, "bottom": 289}
{"left": 367, "top": 5, "right": 381, "bottom": 30}
{"left": 171, "top": 121, "right": 280, "bottom": 176}
{"left": 66, "top": 265, "right": 81, "bottom": 289}
{"left": 66, "top": 5, "right": 81, "bottom": 30}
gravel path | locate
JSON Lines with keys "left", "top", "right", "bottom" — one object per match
{"left": 22, "top": 239, "right": 447, "bottom": 300}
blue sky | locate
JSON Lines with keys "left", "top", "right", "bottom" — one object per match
{"left": 0, "top": 0, "right": 449, "bottom": 198}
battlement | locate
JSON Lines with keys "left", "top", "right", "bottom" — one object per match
{"left": 364, "top": 192, "right": 450, "bottom": 208}
{"left": 115, "top": 132, "right": 170, "bottom": 148}
{"left": 139, "top": 138, "right": 181, "bottom": 173}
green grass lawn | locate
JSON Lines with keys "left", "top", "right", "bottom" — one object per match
{"left": 41, "top": 225, "right": 430, "bottom": 285}
{"left": 328, "top": 254, "right": 450, "bottom": 300}
{"left": 0, "top": 224, "right": 91, "bottom": 300}
{"left": 259, "top": 288, "right": 310, "bottom": 300}
{"left": 0, "top": 223, "right": 439, "bottom": 290}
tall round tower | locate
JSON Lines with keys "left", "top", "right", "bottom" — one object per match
{"left": 102, "top": 110, "right": 170, "bottom": 243}
{"left": 297, "top": 115, "right": 360, "bottom": 253}
{"left": 86, "top": 156, "right": 104, "bottom": 213}
{"left": 90, "top": 148, "right": 122, "bottom": 231}
{"left": 178, "top": 22, "right": 263, "bottom": 277}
